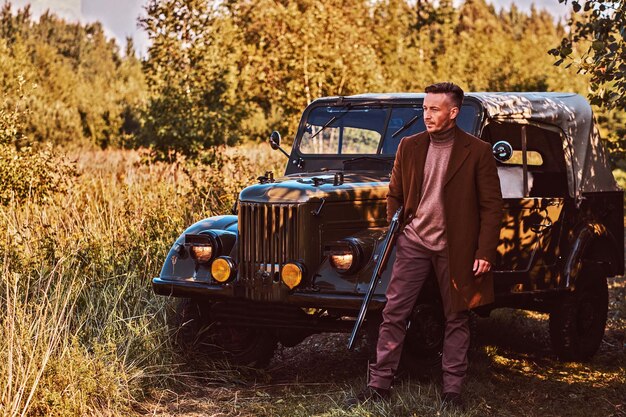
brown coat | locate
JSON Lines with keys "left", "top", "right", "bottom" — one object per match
{"left": 387, "top": 126, "right": 503, "bottom": 312}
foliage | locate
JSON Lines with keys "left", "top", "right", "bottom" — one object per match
{"left": 136, "top": 0, "right": 604, "bottom": 159}
{"left": 0, "top": 76, "right": 76, "bottom": 206}
{"left": 181, "top": 144, "right": 283, "bottom": 211}
{"left": 0, "top": 3, "right": 146, "bottom": 148}
{"left": 596, "top": 106, "right": 626, "bottom": 167}
{"left": 139, "top": 0, "right": 245, "bottom": 160}
{"left": 0, "top": 143, "right": 76, "bottom": 206}
{"left": 223, "top": 0, "right": 384, "bottom": 139}
{"left": 0, "top": 0, "right": 622, "bottom": 165}
{"left": 549, "top": 1, "right": 625, "bottom": 162}
{"left": 550, "top": 0, "right": 625, "bottom": 110}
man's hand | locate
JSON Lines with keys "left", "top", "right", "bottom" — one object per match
{"left": 473, "top": 259, "right": 491, "bottom": 276}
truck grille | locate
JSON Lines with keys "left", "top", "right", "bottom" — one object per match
{"left": 238, "top": 202, "right": 300, "bottom": 280}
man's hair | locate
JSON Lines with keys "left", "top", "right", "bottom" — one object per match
{"left": 424, "top": 82, "right": 464, "bottom": 109}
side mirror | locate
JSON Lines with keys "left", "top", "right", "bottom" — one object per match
{"left": 493, "top": 140, "right": 513, "bottom": 162}
{"left": 270, "top": 131, "right": 281, "bottom": 150}
{"left": 269, "top": 131, "right": 290, "bottom": 159}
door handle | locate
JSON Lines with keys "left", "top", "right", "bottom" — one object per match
{"left": 530, "top": 219, "right": 553, "bottom": 234}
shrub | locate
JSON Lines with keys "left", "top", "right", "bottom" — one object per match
{"left": 0, "top": 76, "right": 76, "bottom": 206}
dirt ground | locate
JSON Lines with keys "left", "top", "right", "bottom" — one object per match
{"left": 140, "top": 274, "right": 625, "bottom": 417}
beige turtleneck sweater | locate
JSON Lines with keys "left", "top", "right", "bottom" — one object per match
{"left": 403, "top": 126, "right": 456, "bottom": 251}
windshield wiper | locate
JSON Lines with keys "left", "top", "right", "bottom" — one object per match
{"left": 391, "top": 113, "right": 423, "bottom": 138}
{"left": 309, "top": 101, "right": 387, "bottom": 140}
{"left": 310, "top": 103, "right": 359, "bottom": 139}
{"left": 311, "top": 115, "right": 338, "bottom": 139}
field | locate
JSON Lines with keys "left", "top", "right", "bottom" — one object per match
{"left": 0, "top": 146, "right": 624, "bottom": 417}
{"left": 143, "top": 292, "right": 626, "bottom": 417}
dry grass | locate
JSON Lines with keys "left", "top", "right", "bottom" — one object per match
{"left": 0, "top": 145, "right": 284, "bottom": 416}
{"left": 143, "top": 285, "right": 625, "bottom": 417}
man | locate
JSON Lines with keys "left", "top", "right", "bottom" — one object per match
{"left": 350, "top": 82, "right": 503, "bottom": 408}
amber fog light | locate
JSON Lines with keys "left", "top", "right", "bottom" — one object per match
{"left": 190, "top": 245, "right": 213, "bottom": 264}
{"left": 281, "top": 263, "right": 303, "bottom": 289}
{"left": 211, "top": 257, "right": 235, "bottom": 283}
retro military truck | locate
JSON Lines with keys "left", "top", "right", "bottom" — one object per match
{"left": 152, "top": 92, "right": 624, "bottom": 366}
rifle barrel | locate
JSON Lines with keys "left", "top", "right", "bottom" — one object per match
{"left": 347, "top": 206, "right": 403, "bottom": 350}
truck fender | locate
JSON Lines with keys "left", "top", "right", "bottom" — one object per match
{"left": 564, "top": 223, "right": 619, "bottom": 289}
{"left": 159, "top": 215, "right": 238, "bottom": 279}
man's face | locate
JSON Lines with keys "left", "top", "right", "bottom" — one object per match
{"left": 423, "top": 93, "right": 459, "bottom": 134}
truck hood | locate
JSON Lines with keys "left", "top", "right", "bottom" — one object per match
{"left": 239, "top": 172, "right": 390, "bottom": 203}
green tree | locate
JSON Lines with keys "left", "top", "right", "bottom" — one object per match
{"left": 140, "top": 0, "right": 244, "bottom": 160}
{"left": 550, "top": 0, "right": 625, "bottom": 110}
{"left": 370, "top": 0, "right": 438, "bottom": 91}
{"left": 0, "top": 3, "right": 145, "bottom": 148}
{"left": 225, "top": 0, "right": 384, "bottom": 141}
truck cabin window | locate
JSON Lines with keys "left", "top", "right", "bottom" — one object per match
{"left": 482, "top": 122, "right": 568, "bottom": 198}
{"left": 298, "top": 103, "right": 481, "bottom": 156}
{"left": 299, "top": 107, "right": 385, "bottom": 154}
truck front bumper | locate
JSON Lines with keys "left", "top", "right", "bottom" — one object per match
{"left": 152, "top": 277, "right": 386, "bottom": 311}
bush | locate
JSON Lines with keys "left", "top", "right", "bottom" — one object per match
{"left": 0, "top": 76, "right": 76, "bottom": 206}
{"left": 0, "top": 143, "right": 281, "bottom": 416}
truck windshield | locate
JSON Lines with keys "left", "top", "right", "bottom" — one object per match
{"left": 298, "top": 103, "right": 481, "bottom": 155}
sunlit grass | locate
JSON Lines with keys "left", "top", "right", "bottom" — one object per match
{"left": 145, "top": 277, "right": 626, "bottom": 416}
{"left": 0, "top": 145, "right": 283, "bottom": 416}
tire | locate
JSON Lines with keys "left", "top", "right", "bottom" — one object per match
{"left": 549, "top": 274, "right": 608, "bottom": 362}
{"left": 170, "top": 298, "right": 278, "bottom": 367}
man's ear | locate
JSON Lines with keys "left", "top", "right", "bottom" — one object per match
{"left": 449, "top": 106, "right": 460, "bottom": 120}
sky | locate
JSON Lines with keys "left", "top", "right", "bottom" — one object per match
{"left": 10, "top": 0, "right": 571, "bottom": 56}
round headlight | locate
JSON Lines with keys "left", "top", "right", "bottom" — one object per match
{"left": 329, "top": 252, "right": 354, "bottom": 272}
{"left": 281, "top": 263, "right": 303, "bottom": 289}
{"left": 326, "top": 238, "right": 366, "bottom": 275}
{"left": 211, "top": 257, "right": 235, "bottom": 283}
{"left": 190, "top": 245, "right": 213, "bottom": 264}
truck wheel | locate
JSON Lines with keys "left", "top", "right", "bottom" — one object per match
{"left": 211, "top": 324, "right": 278, "bottom": 368}
{"left": 549, "top": 275, "right": 608, "bottom": 361}
{"left": 400, "top": 302, "right": 445, "bottom": 373}
{"left": 170, "top": 298, "right": 277, "bottom": 367}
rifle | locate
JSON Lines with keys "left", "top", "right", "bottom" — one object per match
{"left": 347, "top": 206, "right": 404, "bottom": 350}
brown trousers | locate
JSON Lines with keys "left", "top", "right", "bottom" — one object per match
{"left": 368, "top": 233, "right": 470, "bottom": 394}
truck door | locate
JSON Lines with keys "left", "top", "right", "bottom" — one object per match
{"left": 483, "top": 122, "right": 569, "bottom": 292}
